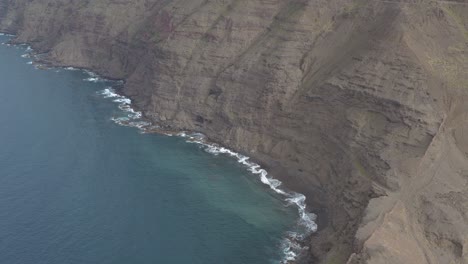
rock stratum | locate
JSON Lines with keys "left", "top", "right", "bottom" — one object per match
{"left": 1, "top": 0, "right": 468, "bottom": 263}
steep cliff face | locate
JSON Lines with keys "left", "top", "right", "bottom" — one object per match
{"left": 1, "top": 0, "right": 468, "bottom": 263}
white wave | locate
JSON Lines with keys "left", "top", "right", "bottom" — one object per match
{"left": 84, "top": 69, "right": 97, "bottom": 77}
{"left": 99, "top": 88, "right": 144, "bottom": 128}
{"left": 65, "top": 67, "right": 78, "bottom": 71}
{"left": 178, "top": 132, "right": 318, "bottom": 263}
{"left": 97, "top": 86, "right": 317, "bottom": 263}
{"left": 111, "top": 116, "right": 130, "bottom": 123}
{"left": 100, "top": 88, "right": 120, "bottom": 98}
{"left": 118, "top": 104, "right": 142, "bottom": 119}
{"left": 129, "top": 121, "right": 151, "bottom": 129}
{"left": 286, "top": 195, "right": 318, "bottom": 233}
{"left": 82, "top": 70, "right": 107, "bottom": 82}
{"left": 280, "top": 231, "right": 305, "bottom": 263}
{"left": 26, "top": 61, "right": 33, "bottom": 65}
{"left": 113, "top": 98, "right": 131, "bottom": 104}
{"left": 84, "top": 77, "right": 103, "bottom": 82}
{"left": 21, "top": 54, "right": 30, "bottom": 58}
{"left": 203, "top": 144, "right": 317, "bottom": 230}
{"left": 3, "top": 37, "right": 315, "bottom": 261}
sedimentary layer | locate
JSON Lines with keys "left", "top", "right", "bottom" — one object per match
{"left": 1, "top": 0, "right": 467, "bottom": 263}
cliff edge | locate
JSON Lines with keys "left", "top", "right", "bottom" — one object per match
{"left": 1, "top": 0, "right": 467, "bottom": 263}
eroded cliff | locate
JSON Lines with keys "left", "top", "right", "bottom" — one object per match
{"left": 1, "top": 0, "right": 467, "bottom": 263}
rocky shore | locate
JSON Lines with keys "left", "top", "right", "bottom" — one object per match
{"left": 1, "top": 0, "right": 467, "bottom": 263}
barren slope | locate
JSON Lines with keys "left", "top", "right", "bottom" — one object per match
{"left": 1, "top": 0, "right": 467, "bottom": 263}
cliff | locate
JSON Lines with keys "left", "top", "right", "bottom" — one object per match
{"left": 1, "top": 0, "right": 467, "bottom": 263}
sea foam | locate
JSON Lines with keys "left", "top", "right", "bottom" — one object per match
{"left": 83, "top": 70, "right": 106, "bottom": 82}
{"left": 177, "top": 133, "right": 317, "bottom": 263}
{"left": 203, "top": 144, "right": 317, "bottom": 230}
{"left": 2, "top": 30, "right": 317, "bottom": 263}
{"left": 96, "top": 82, "right": 319, "bottom": 261}
{"left": 97, "top": 82, "right": 319, "bottom": 262}
{"left": 99, "top": 88, "right": 148, "bottom": 128}
{"left": 63, "top": 52, "right": 317, "bottom": 264}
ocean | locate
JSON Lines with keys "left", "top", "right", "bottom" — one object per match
{"left": 0, "top": 34, "right": 314, "bottom": 264}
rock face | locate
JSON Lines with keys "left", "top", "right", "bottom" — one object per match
{"left": 1, "top": 0, "right": 468, "bottom": 263}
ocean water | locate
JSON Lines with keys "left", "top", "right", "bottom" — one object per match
{"left": 0, "top": 35, "right": 303, "bottom": 263}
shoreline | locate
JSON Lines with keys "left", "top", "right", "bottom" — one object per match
{"left": 0, "top": 32, "right": 318, "bottom": 263}
{"left": 100, "top": 87, "right": 318, "bottom": 263}
{"left": 3, "top": 1, "right": 468, "bottom": 262}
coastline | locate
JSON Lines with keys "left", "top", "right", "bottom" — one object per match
{"left": 3, "top": 1, "right": 468, "bottom": 262}
{"left": 103, "top": 85, "right": 319, "bottom": 263}
{"left": 0, "top": 32, "right": 318, "bottom": 263}
{"left": 101, "top": 85, "right": 319, "bottom": 264}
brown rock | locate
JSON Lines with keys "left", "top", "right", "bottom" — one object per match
{"left": 1, "top": 0, "right": 467, "bottom": 263}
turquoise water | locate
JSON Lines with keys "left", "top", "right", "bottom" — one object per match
{"left": 0, "top": 35, "right": 298, "bottom": 264}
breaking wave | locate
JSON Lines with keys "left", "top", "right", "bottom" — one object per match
{"left": 98, "top": 87, "right": 150, "bottom": 129}
{"left": 177, "top": 133, "right": 317, "bottom": 262}
{"left": 83, "top": 70, "right": 106, "bottom": 82}
{"left": 94, "top": 82, "right": 318, "bottom": 263}
{"left": 3, "top": 33, "right": 318, "bottom": 263}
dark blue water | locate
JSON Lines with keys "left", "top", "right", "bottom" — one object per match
{"left": 0, "top": 35, "right": 297, "bottom": 264}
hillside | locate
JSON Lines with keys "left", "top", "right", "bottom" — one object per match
{"left": 1, "top": 0, "right": 467, "bottom": 263}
